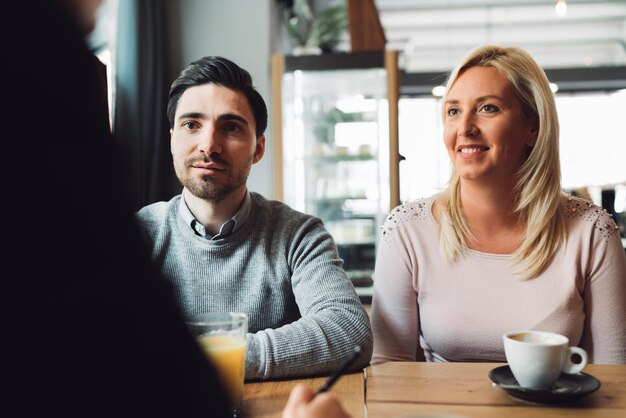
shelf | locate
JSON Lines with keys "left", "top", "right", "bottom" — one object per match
{"left": 306, "top": 197, "right": 370, "bottom": 203}
{"left": 303, "top": 155, "right": 376, "bottom": 163}
{"left": 284, "top": 51, "right": 386, "bottom": 71}
{"left": 346, "top": 269, "right": 374, "bottom": 281}
{"left": 355, "top": 286, "right": 373, "bottom": 304}
{"left": 272, "top": 52, "right": 400, "bottom": 306}
{"left": 335, "top": 240, "right": 376, "bottom": 246}
{"left": 355, "top": 285, "right": 374, "bottom": 296}
{"left": 350, "top": 270, "right": 374, "bottom": 304}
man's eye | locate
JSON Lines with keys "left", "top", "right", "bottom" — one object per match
{"left": 182, "top": 121, "right": 200, "bottom": 130}
{"left": 223, "top": 122, "right": 242, "bottom": 133}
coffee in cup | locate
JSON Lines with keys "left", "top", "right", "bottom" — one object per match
{"left": 503, "top": 330, "right": 587, "bottom": 389}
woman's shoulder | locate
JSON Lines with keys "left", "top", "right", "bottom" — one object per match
{"left": 561, "top": 194, "right": 621, "bottom": 241}
{"left": 381, "top": 195, "right": 437, "bottom": 236}
{"left": 388, "top": 196, "right": 435, "bottom": 218}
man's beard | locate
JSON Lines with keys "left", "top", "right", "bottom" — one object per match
{"left": 176, "top": 157, "right": 251, "bottom": 203}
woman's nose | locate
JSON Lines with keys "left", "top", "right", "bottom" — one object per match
{"left": 458, "top": 115, "right": 478, "bottom": 137}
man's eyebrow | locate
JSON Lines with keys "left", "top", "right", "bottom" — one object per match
{"left": 176, "top": 112, "right": 250, "bottom": 127}
{"left": 218, "top": 113, "right": 249, "bottom": 126}
{"left": 177, "top": 112, "right": 207, "bottom": 121}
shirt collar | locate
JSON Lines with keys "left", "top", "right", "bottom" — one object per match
{"left": 179, "top": 191, "right": 252, "bottom": 240}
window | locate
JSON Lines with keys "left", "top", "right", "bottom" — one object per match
{"left": 85, "top": 0, "right": 119, "bottom": 129}
{"left": 398, "top": 90, "right": 626, "bottom": 212}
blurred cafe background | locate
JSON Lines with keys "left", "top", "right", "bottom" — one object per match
{"left": 89, "top": 0, "right": 626, "bottom": 303}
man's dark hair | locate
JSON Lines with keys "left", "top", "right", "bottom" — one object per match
{"left": 167, "top": 56, "right": 268, "bottom": 138}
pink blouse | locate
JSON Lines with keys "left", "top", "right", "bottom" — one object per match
{"left": 371, "top": 195, "right": 626, "bottom": 364}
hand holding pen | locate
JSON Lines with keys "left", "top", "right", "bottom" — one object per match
{"left": 316, "top": 345, "right": 362, "bottom": 395}
{"left": 284, "top": 384, "right": 352, "bottom": 418}
{"left": 283, "top": 347, "right": 360, "bottom": 418}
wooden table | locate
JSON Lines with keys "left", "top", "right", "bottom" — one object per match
{"left": 366, "top": 362, "right": 626, "bottom": 418}
{"left": 241, "top": 362, "right": 626, "bottom": 417}
{"left": 241, "top": 371, "right": 364, "bottom": 418}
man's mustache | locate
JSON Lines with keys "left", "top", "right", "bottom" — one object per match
{"left": 189, "top": 154, "right": 229, "bottom": 168}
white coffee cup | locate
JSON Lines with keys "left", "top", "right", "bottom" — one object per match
{"left": 503, "top": 330, "right": 588, "bottom": 389}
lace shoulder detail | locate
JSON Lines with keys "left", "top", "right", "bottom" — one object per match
{"left": 381, "top": 198, "right": 431, "bottom": 243}
{"left": 563, "top": 195, "right": 620, "bottom": 241}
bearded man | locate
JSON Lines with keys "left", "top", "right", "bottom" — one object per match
{"left": 136, "top": 56, "right": 372, "bottom": 381}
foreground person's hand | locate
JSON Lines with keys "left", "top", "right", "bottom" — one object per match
{"left": 282, "top": 383, "right": 351, "bottom": 418}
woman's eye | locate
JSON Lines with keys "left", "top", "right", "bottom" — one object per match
{"left": 481, "top": 104, "right": 498, "bottom": 113}
{"left": 446, "top": 107, "right": 459, "bottom": 117}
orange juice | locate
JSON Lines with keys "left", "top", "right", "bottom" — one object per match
{"left": 198, "top": 334, "right": 246, "bottom": 407}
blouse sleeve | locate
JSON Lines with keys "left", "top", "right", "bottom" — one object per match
{"left": 580, "top": 210, "right": 626, "bottom": 363}
{"left": 370, "top": 206, "right": 424, "bottom": 363}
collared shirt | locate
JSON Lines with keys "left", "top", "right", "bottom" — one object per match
{"left": 179, "top": 191, "right": 252, "bottom": 240}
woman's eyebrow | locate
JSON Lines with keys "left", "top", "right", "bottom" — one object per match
{"left": 444, "top": 95, "right": 502, "bottom": 105}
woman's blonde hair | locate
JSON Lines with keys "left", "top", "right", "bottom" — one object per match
{"left": 437, "top": 44, "right": 565, "bottom": 279}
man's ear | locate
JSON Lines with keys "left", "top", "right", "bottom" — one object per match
{"left": 253, "top": 135, "right": 266, "bottom": 164}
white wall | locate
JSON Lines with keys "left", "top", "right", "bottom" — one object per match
{"left": 167, "top": 0, "right": 278, "bottom": 198}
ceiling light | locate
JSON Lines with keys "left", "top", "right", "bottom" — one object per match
{"left": 555, "top": 0, "right": 567, "bottom": 17}
{"left": 335, "top": 97, "right": 378, "bottom": 113}
{"left": 431, "top": 85, "right": 446, "bottom": 98}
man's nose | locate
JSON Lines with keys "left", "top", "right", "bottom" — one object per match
{"left": 197, "top": 126, "right": 222, "bottom": 154}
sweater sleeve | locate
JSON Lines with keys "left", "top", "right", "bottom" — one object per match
{"left": 245, "top": 217, "right": 373, "bottom": 380}
{"left": 370, "top": 205, "right": 424, "bottom": 363}
{"left": 579, "top": 210, "right": 626, "bottom": 363}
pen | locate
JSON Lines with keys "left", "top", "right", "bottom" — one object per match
{"left": 315, "top": 345, "right": 362, "bottom": 395}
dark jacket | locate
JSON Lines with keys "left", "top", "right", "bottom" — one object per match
{"left": 1, "top": 2, "right": 231, "bottom": 416}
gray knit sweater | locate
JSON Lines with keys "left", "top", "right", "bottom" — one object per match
{"left": 136, "top": 192, "right": 373, "bottom": 380}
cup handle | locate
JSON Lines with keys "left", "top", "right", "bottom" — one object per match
{"left": 563, "top": 346, "right": 588, "bottom": 374}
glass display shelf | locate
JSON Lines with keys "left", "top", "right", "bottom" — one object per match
{"left": 272, "top": 51, "right": 400, "bottom": 302}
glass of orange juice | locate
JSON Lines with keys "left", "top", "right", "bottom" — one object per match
{"left": 187, "top": 312, "right": 248, "bottom": 416}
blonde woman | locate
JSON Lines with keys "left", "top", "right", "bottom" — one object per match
{"left": 371, "top": 45, "right": 626, "bottom": 364}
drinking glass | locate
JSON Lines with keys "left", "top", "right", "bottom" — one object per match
{"left": 187, "top": 312, "right": 248, "bottom": 416}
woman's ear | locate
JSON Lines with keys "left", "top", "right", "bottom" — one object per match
{"left": 527, "top": 118, "right": 539, "bottom": 147}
